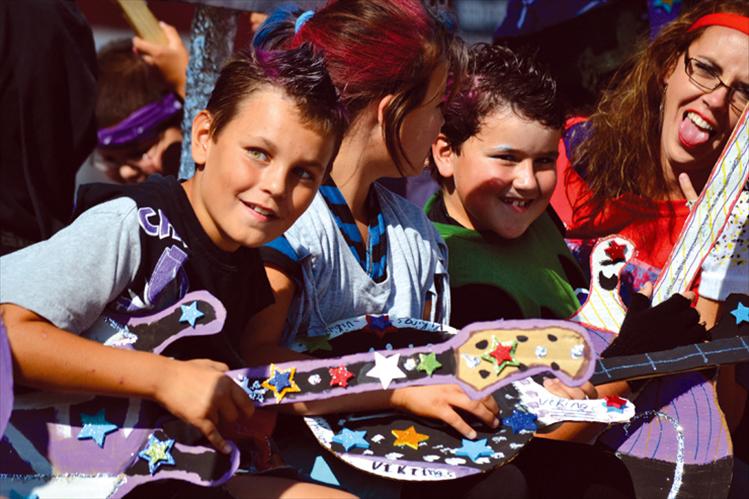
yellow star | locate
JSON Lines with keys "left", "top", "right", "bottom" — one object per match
{"left": 261, "top": 364, "right": 301, "bottom": 403}
{"left": 391, "top": 425, "right": 429, "bottom": 450}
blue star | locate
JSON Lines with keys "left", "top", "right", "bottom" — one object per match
{"left": 730, "top": 302, "right": 749, "bottom": 325}
{"left": 502, "top": 410, "right": 538, "bottom": 434}
{"left": 77, "top": 408, "right": 118, "bottom": 447}
{"left": 332, "top": 428, "right": 370, "bottom": 452}
{"left": 454, "top": 438, "right": 494, "bottom": 462}
{"left": 138, "top": 434, "right": 176, "bottom": 475}
{"left": 179, "top": 301, "right": 204, "bottom": 328}
{"left": 238, "top": 376, "right": 267, "bottom": 403}
{"left": 268, "top": 370, "right": 292, "bottom": 391}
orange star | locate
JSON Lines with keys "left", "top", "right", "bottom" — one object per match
{"left": 391, "top": 425, "right": 429, "bottom": 450}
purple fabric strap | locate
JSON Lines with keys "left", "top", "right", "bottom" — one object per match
{"left": 97, "top": 93, "right": 183, "bottom": 148}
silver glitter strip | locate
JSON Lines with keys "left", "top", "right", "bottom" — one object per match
{"left": 179, "top": 6, "right": 238, "bottom": 180}
{"left": 621, "top": 410, "right": 685, "bottom": 499}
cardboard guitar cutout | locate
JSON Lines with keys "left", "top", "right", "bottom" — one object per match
{"left": 0, "top": 291, "right": 240, "bottom": 499}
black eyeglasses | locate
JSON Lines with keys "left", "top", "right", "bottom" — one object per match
{"left": 684, "top": 51, "right": 749, "bottom": 113}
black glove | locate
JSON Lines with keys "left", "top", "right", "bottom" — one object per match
{"left": 602, "top": 292, "right": 707, "bottom": 359}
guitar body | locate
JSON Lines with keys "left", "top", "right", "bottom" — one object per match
{"left": 0, "top": 291, "right": 239, "bottom": 499}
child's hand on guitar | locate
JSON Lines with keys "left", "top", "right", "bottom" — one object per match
{"left": 154, "top": 358, "right": 255, "bottom": 454}
{"left": 391, "top": 384, "right": 500, "bottom": 439}
{"left": 133, "top": 21, "right": 188, "bottom": 97}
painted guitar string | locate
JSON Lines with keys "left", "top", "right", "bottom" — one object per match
{"left": 620, "top": 410, "right": 684, "bottom": 499}
{"left": 593, "top": 338, "right": 749, "bottom": 381}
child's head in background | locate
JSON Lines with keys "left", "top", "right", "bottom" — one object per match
{"left": 431, "top": 43, "right": 565, "bottom": 239}
{"left": 184, "top": 44, "right": 347, "bottom": 252}
{"left": 95, "top": 39, "right": 183, "bottom": 183}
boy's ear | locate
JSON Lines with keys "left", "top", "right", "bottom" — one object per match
{"left": 432, "top": 133, "right": 456, "bottom": 179}
{"left": 191, "top": 110, "right": 213, "bottom": 166}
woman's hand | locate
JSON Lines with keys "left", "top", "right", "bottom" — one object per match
{"left": 154, "top": 358, "right": 255, "bottom": 454}
{"left": 133, "top": 21, "right": 188, "bottom": 97}
{"left": 391, "top": 384, "right": 499, "bottom": 439}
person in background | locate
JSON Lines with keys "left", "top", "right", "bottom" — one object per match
{"left": 0, "top": 0, "right": 97, "bottom": 256}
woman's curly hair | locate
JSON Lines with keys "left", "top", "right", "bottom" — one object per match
{"left": 572, "top": 0, "right": 749, "bottom": 214}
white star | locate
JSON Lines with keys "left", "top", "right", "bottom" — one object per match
{"left": 365, "top": 352, "right": 406, "bottom": 389}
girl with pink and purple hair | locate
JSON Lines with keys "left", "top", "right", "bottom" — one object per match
{"left": 238, "top": 2, "right": 530, "bottom": 497}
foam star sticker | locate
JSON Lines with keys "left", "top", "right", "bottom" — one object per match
{"left": 603, "top": 395, "right": 628, "bottom": 412}
{"left": 417, "top": 352, "right": 442, "bottom": 376}
{"left": 365, "top": 314, "right": 396, "bottom": 339}
{"left": 604, "top": 241, "right": 627, "bottom": 262}
{"left": 178, "top": 301, "right": 204, "bottom": 328}
{"left": 237, "top": 376, "right": 267, "bottom": 403}
{"left": 138, "top": 434, "right": 176, "bottom": 475}
{"left": 730, "top": 302, "right": 749, "bottom": 325}
{"left": 481, "top": 337, "right": 519, "bottom": 375}
{"left": 77, "top": 408, "right": 118, "bottom": 448}
{"left": 365, "top": 352, "right": 406, "bottom": 389}
{"left": 301, "top": 334, "right": 333, "bottom": 352}
{"left": 332, "top": 428, "right": 370, "bottom": 451}
{"left": 261, "top": 364, "right": 301, "bottom": 403}
{"left": 391, "top": 425, "right": 429, "bottom": 450}
{"left": 502, "top": 410, "right": 538, "bottom": 434}
{"left": 329, "top": 365, "right": 354, "bottom": 388}
{"left": 454, "top": 438, "right": 494, "bottom": 462}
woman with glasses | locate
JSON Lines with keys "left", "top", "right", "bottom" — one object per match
{"left": 550, "top": 1, "right": 748, "bottom": 497}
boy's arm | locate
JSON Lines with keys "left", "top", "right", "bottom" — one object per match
{"left": 3, "top": 303, "right": 252, "bottom": 453}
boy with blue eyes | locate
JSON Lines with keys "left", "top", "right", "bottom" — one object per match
{"left": 428, "top": 43, "right": 587, "bottom": 329}
{"left": 0, "top": 46, "right": 352, "bottom": 498}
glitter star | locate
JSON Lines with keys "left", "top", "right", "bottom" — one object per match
{"left": 329, "top": 365, "right": 355, "bottom": 388}
{"left": 138, "top": 434, "right": 176, "bottom": 475}
{"left": 391, "top": 425, "right": 429, "bottom": 450}
{"left": 454, "top": 438, "right": 494, "bottom": 462}
{"left": 604, "top": 241, "right": 627, "bottom": 262}
{"left": 502, "top": 410, "right": 538, "bottom": 434}
{"left": 178, "top": 301, "right": 204, "bottom": 327}
{"left": 730, "top": 302, "right": 749, "bottom": 325}
{"left": 365, "top": 352, "right": 406, "bottom": 389}
{"left": 603, "top": 395, "right": 628, "bottom": 412}
{"left": 417, "top": 352, "right": 442, "bottom": 376}
{"left": 300, "top": 335, "right": 333, "bottom": 352}
{"left": 332, "top": 428, "right": 370, "bottom": 451}
{"left": 77, "top": 409, "right": 118, "bottom": 448}
{"left": 237, "top": 376, "right": 267, "bottom": 403}
{"left": 481, "top": 337, "right": 519, "bottom": 375}
{"left": 365, "top": 314, "right": 396, "bottom": 339}
{"left": 261, "top": 364, "right": 301, "bottom": 403}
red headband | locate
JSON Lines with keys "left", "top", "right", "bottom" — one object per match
{"left": 688, "top": 13, "right": 749, "bottom": 35}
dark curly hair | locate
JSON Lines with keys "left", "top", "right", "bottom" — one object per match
{"left": 431, "top": 43, "right": 564, "bottom": 179}
{"left": 439, "top": 43, "right": 564, "bottom": 154}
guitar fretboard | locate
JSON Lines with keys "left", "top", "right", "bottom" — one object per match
{"left": 591, "top": 336, "right": 749, "bottom": 385}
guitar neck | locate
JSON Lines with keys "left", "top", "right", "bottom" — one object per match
{"left": 590, "top": 336, "right": 749, "bottom": 385}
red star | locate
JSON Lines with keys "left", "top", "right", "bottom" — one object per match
{"left": 490, "top": 343, "right": 514, "bottom": 364}
{"left": 329, "top": 365, "right": 354, "bottom": 388}
{"left": 604, "top": 241, "right": 627, "bottom": 262}
{"left": 604, "top": 395, "right": 627, "bottom": 409}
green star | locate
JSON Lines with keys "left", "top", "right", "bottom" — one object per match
{"left": 300, "top": 335, "right": 333, "bottom": 353}
{"left": 417, "top": 352, "right": 442, "bottom": 376}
